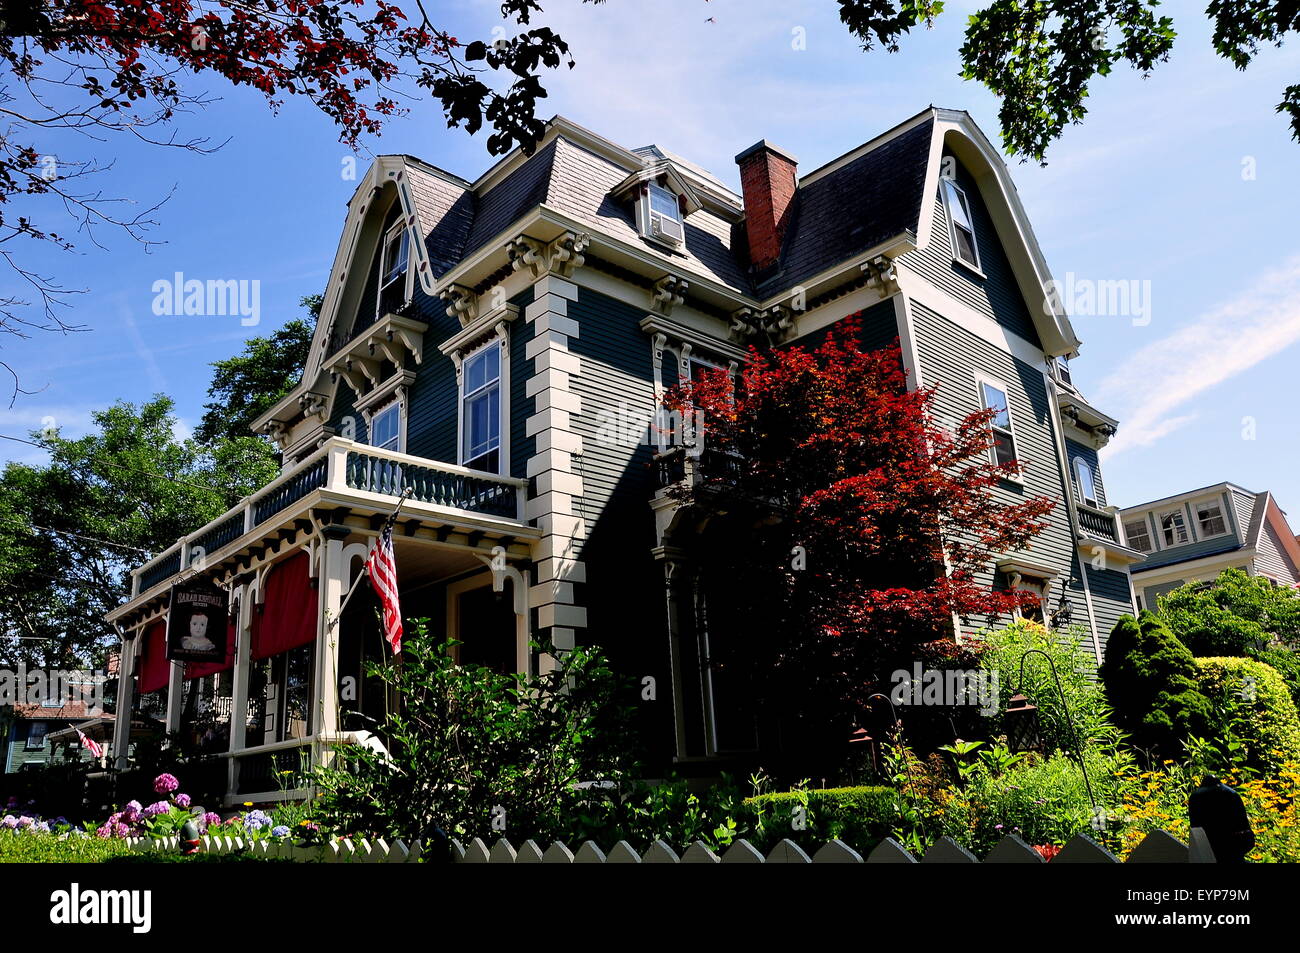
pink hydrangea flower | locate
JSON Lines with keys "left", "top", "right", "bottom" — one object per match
{"left": 174, "top": 793, "right": 191, "bottom": 809}
{"left": 153, "top": 773, "right": 179, "bottom": 795}
{"left": 143, "top": 801, "right": 170, "bottom": 817}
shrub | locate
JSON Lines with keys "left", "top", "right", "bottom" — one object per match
{"left": 975, "top": 619, "right": 1118, "bottom": 753}
{"left": 1100, "top": 612, "right": 1213, "bottom": 760}
{"left": 1194, "top": 656, "right": 1300, "bottom": 774}
{"left": 742, "top": 786, "right": 898, "bottom": 853}
{"left": 1159, "top": 568, "right": 1300, "bottom": 656}
{"left": 312, "top": 621, "right": 638, "bottom": 844}
{"left": 1257, "top": 647, "right": 1300, "bottom": 709}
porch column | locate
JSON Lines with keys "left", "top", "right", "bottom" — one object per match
{"left": 112, "top": 629, "right": 137, "bottom": 771}
{"left": 314, "top": 528, "right": 351, "bottom": 737}
{"left": 164, "top": 660, "right": 183, "bottom": 737}
{"left": 522, "top": 274, "right": 587, "bottom": 670}
{"left": 226, "top": 583, "right": 253, "bottom": 797}
{"left": 653, "top": 547, "right": 692, "bottom": 761}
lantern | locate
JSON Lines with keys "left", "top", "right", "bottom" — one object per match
{"left": 179, "top": 818, "right": 201, "bottom": 856}
{"left": 1005, "top": 693, "right": 1042, "bottom": 753}
{"left": 1051, "top": 593, "right": 1074, "bottom": 629}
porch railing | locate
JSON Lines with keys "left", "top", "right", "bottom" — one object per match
{"left": 129, "top": 437, "right": 527, "bottom": 597}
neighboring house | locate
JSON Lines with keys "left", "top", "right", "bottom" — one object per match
{"left": 106, "top": 107, "right": 1138, "bottom": 800}
{"left": 2, "top": 701, "right": 97, "bottom": 774}
{"left": 1121, "top": 483, "right": 1300, "bottom": 610}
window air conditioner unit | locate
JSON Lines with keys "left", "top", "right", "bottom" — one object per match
{"left": 651, "top": 213, "right": 684, "bottom": 245}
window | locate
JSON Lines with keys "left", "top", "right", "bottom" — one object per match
{"left": 1075, "top": 459, "right": 1099, "bottom": 508}
{"left": 1054, "top": 355, "right": 1073, "bottom": 387}
{"left": 978, "top": 380, "right": 1018, "bottom": 469}
{"left": 646, "top": 183, "right": 685, "bottom": 245}
{"left": 1196, "top": 500, "right": 1228, "bottom": 538}
{"left": 25, "top": 722, "right": 47, "bottom": 750}
{"left": 370, "top": 402, "right": 402, "bottom": 452}
{"left": 379, "top": 222, "right": 409, "bottom": 290}
{"left": 942, "top": 178, "right": 981, "bottom": 270}
{"left": 1160, "top": 509, "right": 1189, "bottom": 546}
{"left": 1124, "top": 518, "right": 1153, "bottom": 553}
{"left": 462, "top": 342, "right": 501, "bottom": 473}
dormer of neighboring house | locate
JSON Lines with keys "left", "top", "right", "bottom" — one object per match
{"left": 1121, "top": 483, "right": 1300, "bottom": 610}
{"left": 106, "top": 108, "right": 1143, "bottom": 789}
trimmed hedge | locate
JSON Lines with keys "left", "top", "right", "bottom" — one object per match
{"left": 744, "top": 786, "right": 897, "bottom": 853}
{"left": 1195, "top": 656, "right": 1300, "bottom": 773}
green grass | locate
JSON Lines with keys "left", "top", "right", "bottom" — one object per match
{"left": 0, "top": 831, "right": 135, "bottom": 863}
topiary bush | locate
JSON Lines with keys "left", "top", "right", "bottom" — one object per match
{"left": 1100, "top": 611, "right": 1213, "bottom": 761}
{"left": 1194, "top": 656, "right": 1300, "bottom": 774}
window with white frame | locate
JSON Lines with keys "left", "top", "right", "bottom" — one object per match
{"left": 25, "top": 721, "right": 47, "bottom": 750}
{"left": 462, "top": 341, "right": 501, "bottom": 473}
{"left": 1195, "top": 499, "right": 1228, "bottom": 538}
{"left": 369, "top": 401, "right": 402, "bottom": 452}
{"left": 1075, "top": 458, "right": 1099, "bottom": 508}
{"left": 379, "top": 221, "right": 409, "bottom": 290}
{"left": 978, "top": 379, "right": 1018, "bottom": 469}
{"left": 942, "top": 178, "right": 981, "bottom": 270}
{"left": 645, "top": 183, "right": 685, "bottom": 245}
{"left": 1160, "top": 509, "right": 1189, "bottom": 546}
{"left": 1124, "top": 518, "right": 1153, "bottom": 553}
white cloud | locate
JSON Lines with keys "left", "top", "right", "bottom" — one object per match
{"left": 1096, "top": 254, "right": 1300, "bottom": 457}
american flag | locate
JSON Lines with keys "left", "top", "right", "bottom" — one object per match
{"left": 367, "top": 522, "right": 403, "bottom": 654}
{"left": 77, "top": 729, "right": 104, "bottom": 759}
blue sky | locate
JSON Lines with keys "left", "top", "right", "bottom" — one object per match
{"left": 4, "top": 0, "right": 1300, "bottom": 519}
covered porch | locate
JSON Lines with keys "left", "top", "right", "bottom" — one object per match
{"left": 107, "top": 437, "right": 538, "bottom": 805}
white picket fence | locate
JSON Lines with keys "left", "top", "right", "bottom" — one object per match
{"left": 128, "top": 827, "right": 1216, "bottom": 863}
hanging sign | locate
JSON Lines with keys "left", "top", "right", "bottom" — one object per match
{"left": 165, "top": 580, "right": 229, "bottom": 663}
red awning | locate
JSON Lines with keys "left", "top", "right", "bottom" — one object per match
{"left": 136, "top": 620, "right": 170, "bottom": 694}
{"left": 252, "top": 551, "right": 317, "bottom": 661}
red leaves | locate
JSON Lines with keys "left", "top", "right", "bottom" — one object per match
{"left": 675, "top": 315, "right": 1057, "bottom": 686}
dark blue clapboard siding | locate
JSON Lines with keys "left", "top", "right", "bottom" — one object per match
{"left": 899, "top": 152, "right": 1039, "bottom": 347}
{"left": 329, "top": 382, "right": 367, "bottom": 444}
{"left": 1087, "top": 566, "right": 1135, "bottom": 658}
{"left": 790, "top": 298, "right": 901, "bottom": 353}
{"left": 402, "top": 280, "right": 460, "bottom": 465}
{"left": 510, "top": 286, "right": 536, "bottom": 480}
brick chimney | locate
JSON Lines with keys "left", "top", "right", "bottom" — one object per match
{"left": 735, "top": 140, "right": 799, "bottom": 273}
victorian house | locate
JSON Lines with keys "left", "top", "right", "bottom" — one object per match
{"left": 106, "top": 108, "right": 1141, "bottom": 802}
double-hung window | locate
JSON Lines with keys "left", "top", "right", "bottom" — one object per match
{"left": 942, "top": 178, "right": 981, "bottom": 270}
{"left": 1160, "top": 509, "right": 1189, "bottom": 546}
{"left": 646, "top": 183, "right": 685, "bottom": 245}
{"left": 1124, "top": 518, "right": 1153, "bottom": 553}
{"left": 462, "top": 342, "right": 501, "bottom": 473}
{"left": 370, "top": 402, "right": 402, "bottom": 452}
{"left": 1196, "top": 499, "right": 1228, "bottom": 538}
{"left": 978, "top": 379, "right": 1018, "bottom": 469}
{"left": 380, "top": 222, "right": 409, "bottom": 290}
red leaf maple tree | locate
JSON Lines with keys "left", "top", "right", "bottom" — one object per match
{"left": 664, "top": 315, "right": 1057, "bottom": 728}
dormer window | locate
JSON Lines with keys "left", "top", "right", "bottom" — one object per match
{"left": 646, "top": 183, "right": 685, "bottom": 245}
{"left": 942, "top": 178, "right": 981, "bottom": 271}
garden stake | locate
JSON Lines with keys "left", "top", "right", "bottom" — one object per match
{"left": 1013, "top": 648, "right": 1097, "bottom": 814}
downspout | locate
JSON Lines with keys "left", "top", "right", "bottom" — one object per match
{"left": 1044, "top": 370, "right": 1103, "bottom": 666}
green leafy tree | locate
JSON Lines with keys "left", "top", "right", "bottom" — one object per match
{"left": 1100, "top": 611, "right": 1214, "bottom": 761}
{"left": 0, "top": 397, "right": 278, "bottom": 667}
{"left": 1159, "top": 568, "right": 1300, "bottom": 657}
{"left": 1194, "top": 656, "right": 1300, "bottom": 774}
{"left": 835, "top": 1, "right": 1299, "bottom": 161}
{"left": 195, "top": 294, "right": 321, "bottom": 444}
{"left": 312, "top": 623, "right": 638, "bottom": 844}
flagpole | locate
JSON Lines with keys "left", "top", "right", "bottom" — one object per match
{"left": 327, "top": 487, "right": 412, "bottom": 631}
{"left": 325, "top": 487, "right": 411, "bottom": 739}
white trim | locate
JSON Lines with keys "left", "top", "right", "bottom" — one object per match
{"left": 1192, "top": 496, "right": 1231, "bottom": 542}
{"left": 1074, "top": 457, "right": 1099, "bottom": 509}
{"left": 446, "top": 571, "right": 531, "bottom": 677}
{"left": 940, "top": 178, "right": 983, "bottom": 273}
{"left": 897, "top": 269, "right": 1049, "bottom": 371}
{"left": 974, "top": 371, "right": 1024, "bottom": 483}
{"left": 456, "top": 333, "right": 510, "bottom": 476}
